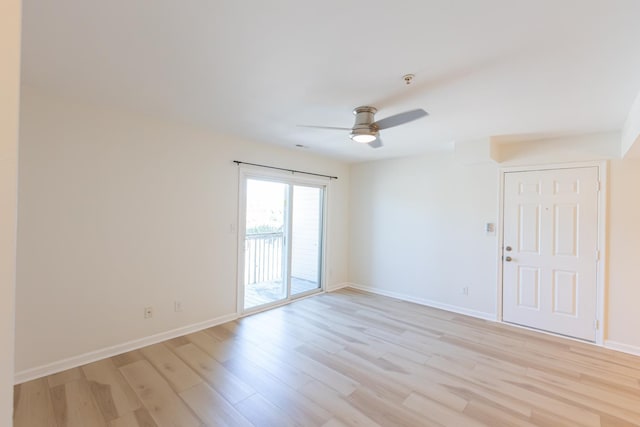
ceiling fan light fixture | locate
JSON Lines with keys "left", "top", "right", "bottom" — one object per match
{"left": 351, "top": 133, "right": 377, "bottom": 144}
{"left": 298, "top": 104, "right": 426, "bottom": 150}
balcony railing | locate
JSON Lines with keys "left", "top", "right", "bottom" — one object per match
{"left": 244, "top": 232, "right": 284, "bottom": 285}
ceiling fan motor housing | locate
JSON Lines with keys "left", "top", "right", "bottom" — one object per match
{"left": 350, "top": 106, "right": 379, "bottom": 140}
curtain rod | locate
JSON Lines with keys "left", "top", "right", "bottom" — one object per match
{"left": 233, "top": 161, "right": 338, "bottom": 180}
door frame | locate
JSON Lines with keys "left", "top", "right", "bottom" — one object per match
{"left": 236, "top": 165, "right": 329, "bottom": 315}
{"left": 496, "top": 161, "right": 607, "bottom": 345}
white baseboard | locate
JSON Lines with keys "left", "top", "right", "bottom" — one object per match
{"left": 346, "top": 283, "right": 496, "bottom": 321}
{"left": 15, "top": 312, "right": 239, "bottom": 384}
{"left": 604, "top": 340, "right": 640, "bottom": 357}
{"left": 326, "top": 282, "right": 351, "bottom": 292}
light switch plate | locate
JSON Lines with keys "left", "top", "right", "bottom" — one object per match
{"left": 485, "top": 222, "right": 496, "bottom": 235}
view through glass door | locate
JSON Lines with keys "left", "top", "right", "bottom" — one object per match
{"left": 242, "top": 177, "right": 324, "bottom": 311}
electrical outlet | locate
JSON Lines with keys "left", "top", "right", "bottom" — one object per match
{"left": 461, "top": 286, "right": 469, "bottom": 296}
{"left": 174, "top": 301, "right": 183, "bottom": 312}
{"left": 144, "top": 306, "right": 153, "bottom": 319}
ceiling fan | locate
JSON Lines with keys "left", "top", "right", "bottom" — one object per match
{"left": 299, "top": 106, "right": 428, "bottom": 148}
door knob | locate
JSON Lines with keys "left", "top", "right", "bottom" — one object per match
{"left": 505, "top": 256, "right": 512, "bottom": 262}
{"left": 505, "top": 246, "right": 512, "bottom": 252}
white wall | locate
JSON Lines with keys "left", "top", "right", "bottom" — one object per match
{"left": 15, "top": 88, "right": 350, "bottom": 375}
{"left": 494, "top": 132, "right": 621, "bottom": 164}
{"left": 349, "top": 152, "right": 499, "bottom": 318}
{"left": 0, "top": 0, "right": 21, "bottom": 422}
{"left": 349, "top": 145, "right": 640, "bottom": 353}
{"left": 606, "top": 158, "right": 640, "bottom": 350}
{"left": 621, "top": 92, "right": 640, "bottom": 157}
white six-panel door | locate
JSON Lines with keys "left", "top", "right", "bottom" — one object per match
{"left": 502, "top": 167, "right": 599, "bottom": 341}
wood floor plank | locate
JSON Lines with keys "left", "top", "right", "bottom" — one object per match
{"left": 47, "top": 367, "right": 84, "bottom": 388}
{"left": 50, "top": 379, "right": 108, "bottom": 427}
{"left": 119, "top": 360, "right": 201, "bottom": 427}
{"left": 299, "top": 380, "right": 381, "bottom": 427}
{"left": 426, "top": 351, "right": 603, "bottom": 426}
{"left": 173, "top": 342, "right": 255, "bottom": 404}
{"left": 222, "top": 337, "right": 314, "bottom": 390}
{"left": 463, "top": 399, "right": 539, "bottom": 427}
{"left": 162, "top": 335, "right": 191, "bottom": 350}
{"left": 13, "top": 378, "right": 57, "bottom": 427}
{"left": 321, "top": 419, "right": 350, "bottom": 427}
{"left": 139, "top": 343, "right": 203, "bottom": 392}
{"left": 524, "top": 366, "right": 640, "bottom": 422}
{"left": 346, "top": 385, "right": 440, "bottom": 427}
{"left": 403, "top": 391, "right": 485, "bottom": 427}
{"left": 222, "top": 352, "right": 333, "bottom": 426}
{"left": 280, "top": 347, "right": 359, "bottom": 395}
{"left": 298, "top": 343, "right": 411, "bottom": 403}
{"left": 381, "top": 351, "right": 533, "bottom": 419}
{"left": 233, "top": 393, "right": 296, "bottom": 427}
{"left": 468, "top": 360, "right": 636, "bottom": 425}
{"left": 203, "top": 324, "right": 235, "bottom": 342}
{"left": 185, "top": 330, "right": 242, "bottom": 363}
{"left": 108, "top": 408, "right": 158, "bottom": 427}
{"left": 180, "top": 382, "right": 253, "bottom": 427}
{"left": 82, "top": 358, "right": 141, "bottom": 421}
{"left": 111, "top": 350, "right": 145, "bottom": 368}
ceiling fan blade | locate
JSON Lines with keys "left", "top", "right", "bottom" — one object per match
{"left": 373, "top": 109, "right": 428, "bottom": 130}
{"left": 297, "top": 125, "right": 352, "bottom": 131}
{"left": 368, "top": 137, "right": 383, "bottom": 149}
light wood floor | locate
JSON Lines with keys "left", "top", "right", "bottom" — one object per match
{"left": 13, "top": 288, "right": 640, "bottom": 426}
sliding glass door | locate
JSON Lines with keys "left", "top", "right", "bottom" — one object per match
{"left": 290, "top": 185, "right": 323, "bottom": 296}
{"left": 240, "top": 174, "right": 325, "bottom": 312}
{"left": 243, "top": 179, "right": 288, "bottom": 309}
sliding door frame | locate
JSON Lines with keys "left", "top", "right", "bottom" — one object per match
{"left": 236, "top": 165, "right": 329, "bottom": 315}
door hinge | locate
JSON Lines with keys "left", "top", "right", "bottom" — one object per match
{"left": 594, "top": 319, "right": 599, "bottom": 330}
{"left": 597, "top": 181, "right": 601, "bottom": 192}
{"left": 595, "top": 249, "right": 600, "bottom": 262}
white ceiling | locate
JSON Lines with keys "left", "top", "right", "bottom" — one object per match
{"left": 21, "top": 0, "right": 640, "bottom": 162}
